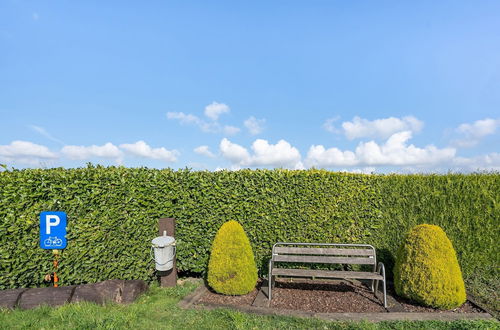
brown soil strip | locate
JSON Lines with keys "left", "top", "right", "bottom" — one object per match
{"left": 177, "top": 277, "right": 493, "bottom": 322}
{"left": 269, "top": 279, "right": 386, "bottom": 313}
{"left": 197, "top": 282, "right": 261, "bottom": 307}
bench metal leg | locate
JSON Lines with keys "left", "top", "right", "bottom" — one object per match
{"left": 375, "top": 262, "right": 387, "bottom": 308}
{"left": 382, "top": 277, "right": 387, "bottom": 308}
{"left": 268, "top": 259, "right": 273, "bottom": 301}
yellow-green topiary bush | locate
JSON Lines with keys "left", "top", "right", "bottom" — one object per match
{"left": 394, "top": 224, "right": 466, "bottom": 309}
{"left": 207, "top": 220, "right": 258, "bottom": 295}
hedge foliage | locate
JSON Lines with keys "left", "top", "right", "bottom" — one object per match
{"left": 208, "top": 220, "right": 258, "bottom": 295}
{"left": 394, "top": 224, "right": 466, "bottom": 309}
{"left": 0, "top": 166, "right": 498, "bottom": 309}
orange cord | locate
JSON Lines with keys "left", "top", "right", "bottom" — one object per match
{"left": 53, "top": 256, "right": 59, "bottom": 287}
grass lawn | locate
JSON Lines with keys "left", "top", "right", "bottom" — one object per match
{"left": 0, "top": 281, "right": 498, "bottom": 330}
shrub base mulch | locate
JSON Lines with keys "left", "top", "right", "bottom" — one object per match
{"left": 197, "top": 281, "right": 261, "bottom": 307}
{"left": 270, "top": 279, "right": 483, "bottom": 314}
{"left": 196, "top": 278, "right": 484, "bottom": 314}
{"left": 269, "top": 280, "right": 386, "bottom": 313}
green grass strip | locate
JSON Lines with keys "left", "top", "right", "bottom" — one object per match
{"left": 0, "top": 281, "right": 498, "bottom": 330}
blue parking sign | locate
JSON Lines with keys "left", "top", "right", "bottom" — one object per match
{"left": 40, "top": 211, "right": 67, "bottom": 249}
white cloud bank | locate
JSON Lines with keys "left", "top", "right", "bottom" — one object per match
{"left": 59, "top": 141, "right": 178, "bottom": 164}
{"left": 0, "top": 140, "right": 57, "bottom": 164}
{"left": 218, "top": 134, "right": 463, "bottom": 171}
{"left": 452, "top": 153, "right": 500, "bottom": 172}
{"left": 453, "top": 118, "right": 500, "bottom": 147}
{"left": 306, "top": 131, "right": 455, "bottom": 167}
{"left": 325, "top": 116, "right": 424, "bottom": 140}
{"left": 120, "top": 141, "right": 178, "bottom": 162}
{"left": 61, "top": 142, "right": 123, "bottom": 161}
{"left": 2, "top": 113, "right": 499, "bottom": 172}
{"left": 220, "top": 138, "right": 303, "bottom": 169}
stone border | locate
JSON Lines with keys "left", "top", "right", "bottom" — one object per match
{"left": 178, "top": 283, "right": 494, "bottom": 322}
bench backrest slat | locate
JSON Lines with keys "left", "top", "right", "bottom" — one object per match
{"left": 273, "top": 247, "right": 374, "bottom": 256}
{"left": 273, "top": 255, "right": 375, "bottom": 265}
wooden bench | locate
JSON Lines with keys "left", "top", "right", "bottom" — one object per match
{"left": 268, "top": 242, "right": 387, "bottom": 307}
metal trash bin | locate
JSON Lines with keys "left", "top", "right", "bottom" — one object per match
{"left": 151, "top": 231, "right": 176, "bottom": 271}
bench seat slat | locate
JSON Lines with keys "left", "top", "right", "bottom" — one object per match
{"left": 272, "top": 268, "right": 383, "bottom": 280}
{"left": 273, "top": 255, "right": 375, "bottom": 265}
{"left": 274, "top": 247, "right": 374, "bottom": 256}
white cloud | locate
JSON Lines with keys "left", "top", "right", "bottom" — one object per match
{"left": 306, "top": 145, "right": 358, "bottom": 167}
{"left": 453, "top": 118, "right": 500, "bottom": 147}
{"left": 166, "top": 112, "right": 201, "bottom": 125}
{"left": 167, "top": 112, "right": 217, "bottom": 133}
{"left": 219, "top": 138, "right": 302, "bottom": 169}
{"left": 61, "top": 142, "right": 123, "bottom": 161}
{"left": 223, "top": 125, "right": 241, "bottom": 135}
{"left": 120, "top": 141, "right": 178, "bottom": 162}
{"left": 244, "top": 116, "right": 265, "bottom": 135}
{"left": 220, "top": 138, "right": 251, "bottom": 164}
{"left": 294, "top": 161, "right": 306, "bottom": 170}
{"left": 204, "top": 102, "right": 230, "bottom": 120}
{"left": 29, "top": 125, "right": 65, "bottom": 145}
{"left": 323, "top": 116, "right": 340, "bottom": 134}
{"left": 306, "top": 131, "right": 455, "bottom": 167}
{"left": 327, "top": 116, "right": 424, "bottom": 140}
{"left": 214, "top": 165, "right": 242, "bottom": 171}
{"left": 452, "top": 153, "right": 500, "bottom": 172}
{"left": 355, "top": 131, "right": 455, "bottom": 165}
{"left": 0, "top": 140, "right": 57, "bottom": 164}
{"left": 167, "top": 103, "right": 239, "bottom": 136}
{"left": 194, "top": 145, "right": 215, "bottom": 158}
{"left": 343, "top": 167, "right": 376, "bottom": 174}
{"left": 250, "top": 139, "right": 301, "bottom": 167}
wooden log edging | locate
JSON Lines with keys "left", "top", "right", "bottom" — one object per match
{"left": 0, "top": 280, "right": 148, "bottom": 310}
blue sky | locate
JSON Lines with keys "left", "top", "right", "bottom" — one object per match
{"left": 1, "top": 1, "right": 499, "bottom": 172}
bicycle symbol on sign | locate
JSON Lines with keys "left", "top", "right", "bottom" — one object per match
{"left": 44, "top": 236, "right": 63, "bottom": 247}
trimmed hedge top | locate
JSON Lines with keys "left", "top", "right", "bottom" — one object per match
{"left": 0, "top": 166, "right": 498, "bottom": 310}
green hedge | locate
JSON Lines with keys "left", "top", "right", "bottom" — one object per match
{"left": 0, "top": 166, "right": 498, "bottom": 309}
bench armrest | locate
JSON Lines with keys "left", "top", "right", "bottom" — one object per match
{"left": 376, "top": 262, "right": 385, "bottom": 278}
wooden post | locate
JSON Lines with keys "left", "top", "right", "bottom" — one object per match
{"left": 158, "top": 217, "right": 177, "bottom": 287}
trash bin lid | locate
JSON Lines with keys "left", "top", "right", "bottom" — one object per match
{"left": 151, "top": 235, "right": 175, "bottom": 248}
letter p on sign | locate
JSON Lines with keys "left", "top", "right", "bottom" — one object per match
{"left": 40, "top": 211, "right": 67, "bottom": 249}
{"left": 46, "top": 215, "right": 60, "bottom": 234}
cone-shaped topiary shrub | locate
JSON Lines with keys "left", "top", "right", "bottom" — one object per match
{"left": 207, "top": 220, "right": 258, "bottom": 295}
{"left": 394, "top": 224, "right": 466, "bottom": 309}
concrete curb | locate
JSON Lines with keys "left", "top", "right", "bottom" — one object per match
{"left": 178, "top": 285, "right": 208, "bottom": 309}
